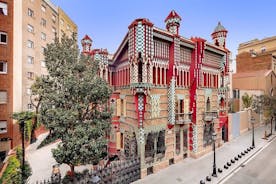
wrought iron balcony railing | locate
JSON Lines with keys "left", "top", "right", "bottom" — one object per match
{"left": 175, "top": 112, "right": 192, "bottom": 125}
{"left": 203, "top": 111, "right": 218, "bottom": 122}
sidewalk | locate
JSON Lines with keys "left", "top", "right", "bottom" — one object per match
{"left": 134, "top": 125, "right": 276, "bottom": 184}
{"left": 26, "top": 132, "right": 92, "bottom": 184}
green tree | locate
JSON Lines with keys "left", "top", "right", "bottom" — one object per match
{"left": 242, "top": 93, "right": 253, "bottom": 109}
{"left": 253, "top": 94, "right": 276, "bottom": 134}
{"left": 35, "top": 35, "right": 111, "bottom": 176}
{"left": 29, "top": 77, "right": 44, "bottom": 143}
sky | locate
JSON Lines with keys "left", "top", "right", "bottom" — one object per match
{"left": 52, "top": 0, "right": 276, "bottom": 70}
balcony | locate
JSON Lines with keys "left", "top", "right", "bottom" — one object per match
{"left": 175, "top": 112, "right": 192, "bottom": 125}
{"left": 203, "top": 111, "right": 218, "bottom": 122}
{"left": 218, "top": 87, "right": 228, "bottom": 94}
{"left": 130, "top": 83, "right": 152, "bottom": 94}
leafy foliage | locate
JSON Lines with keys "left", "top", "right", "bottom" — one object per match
{"left": 0, "top": 148, "right": 32, "bottom": 184}
{"left": 12, "top": 111, "right": 34, "bottom": 140}
{"left": 34, "top": 34, "right": 112, "bottom": 173}
{"left": 242, "top": 93, "right": 253, "bottom": 109}
{"left": 253, "top": 95, "right": 276, "bottom": 122}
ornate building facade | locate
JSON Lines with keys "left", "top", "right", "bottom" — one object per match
{"left": 82, "top": 10, "right": 230, "bottom": 178}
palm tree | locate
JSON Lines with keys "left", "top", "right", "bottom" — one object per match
{"left": 12, "top": 111, "right": 34, "bottom": 183}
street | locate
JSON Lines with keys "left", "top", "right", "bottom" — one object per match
{"left": 134, "top": 125, "right": 275, "bottom": 184}
{"left": 223, "top": 137, "right": 276, "bottom": 184}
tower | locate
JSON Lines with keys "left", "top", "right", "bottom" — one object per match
{"left": 81, "top": 34, "right": 92, "bottom": 53}
{"left": 211, "top": 22, "right": 228, "bottom": 48}
{"left": 165, "top": 10, "right": 181, "bottom": 35}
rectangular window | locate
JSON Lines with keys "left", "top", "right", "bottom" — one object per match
{"left": 261, "top": 46, "right": 266, "bottom": 53}
{"left": 52, "top": 14, "right": 56, "bottom": 23}
{"left": 27, "top": 40, "right": 34, "bottom": 48}
{"left": 41, "top": 60, "right": 46, "bottom": 67}
{"left": 41, "top": 32, "right": 46, "bottom": 40}
{"left": 0, "top": 61, "right": 7, "bottom": 73}
{"left": 41, "top": 74, "right": 48, "bottom": 78}
{"left": 41, "top": 18, "right": 46, "bottom": 27}
{"left": 41, "top": 5, "right": 46, "bottom": 12}
{"left": 0, "top": 2, "right": 8, "bottom": 16}
{"left": 27, "top": 88, "right": 32, "bottom": 95}
{"left": 0, "top": 32, "right": 7, "bottom": 44}
{"left": 0, "top": 121, "right": 7, "bottom": 134}
{"left": 52, "top": 27, "right": 56, "bottom": 34}
{"left": 27, "top": 56, "right": 34, "bottom": 64}
{"left": 183, "top": 129, "right": 188, "bottom": 151}
{"left": 28, "top": 8, "right": 34, "bottom": 17}
{"left": 27, "top": 24, "right": 34, "bottom": 33}
{"left": 27, "top": 103, "right": 33, "bottom": 110}
{"left": 41, "top": 46, "right": 46, "bottom": 54}
{"left": 0, "top": 91, "right": 7, "bottom": 104}
{"left": 27, "top": 72, "right": 34, "bottom": 79}
{"left": 60, "top": 19, "right": 64, "bottom": 26}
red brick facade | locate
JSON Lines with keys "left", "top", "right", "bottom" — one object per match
{"left": 0, "top": 0, "right": 13, "bottom": 156}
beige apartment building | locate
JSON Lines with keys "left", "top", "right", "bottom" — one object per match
{"left": 233, "top": 36, "right": 276, "bottom": 112}
{"left": 0, "top": 0, "right": 77, "bottom": 162}
{"left": 14, "top": 0, "right": 77, "bottom": 114}
{"left": 58, "top": 7, "right": 77, "bottom": 38}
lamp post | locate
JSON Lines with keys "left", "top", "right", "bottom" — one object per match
{"left": 19, "top": 120, "right": 25, "bottom": 184}
{"left": 212, "top": 132, "right": 217, "bottom": 177}
{"left": 251, "top": 115, "right": 255, "bottom": 147}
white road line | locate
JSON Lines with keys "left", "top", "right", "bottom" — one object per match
{"left": 219, "top": 136, "right": 276, "bottom": 184}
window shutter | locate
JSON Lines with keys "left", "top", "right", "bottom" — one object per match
{"left": 0, "top": 91, "right": 7, "bottom": 103}
{"left": 116, "top": 132, "right": 121, "bottom": 149}
{"left": 116, "top": 99, "right": 121, "bottom": 116}
{"left": 184, "top": 98, "right": 189, "bottom": 113}
{"left": 123, "top": 99, "right": 127, "bottom": 116}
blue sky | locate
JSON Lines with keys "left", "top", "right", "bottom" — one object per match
{"left": 52, "top": 0, "right": 275, "bottom": 63}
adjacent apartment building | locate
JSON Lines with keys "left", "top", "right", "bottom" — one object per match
{"left": 233, "top": 36, "right": 276, "bottom": 112}
{"left": 81, "top": 11, "right": 230, "bottom": 177}
{"left": 0, "top": 0, "right": 77, "bottom": 166}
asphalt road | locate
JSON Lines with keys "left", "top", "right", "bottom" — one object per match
{"left": 224, "top": 137, "right": 276, "bottom": 184}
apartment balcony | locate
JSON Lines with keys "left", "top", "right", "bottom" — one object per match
{"left": 175, "top": 112, "right": 192, "bottom": 125}
{"left": 203, "top": 111, "right": 218, "bottom": 122}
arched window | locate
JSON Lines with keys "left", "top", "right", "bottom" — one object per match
{"left": 206, "top": 97, "right": 210, "bottom": 112}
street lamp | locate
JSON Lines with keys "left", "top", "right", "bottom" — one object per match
{"left": 212, "top": 132, "right": 217, "bottom": 177}
{"left": 19, "top": 120, "right": 25, "bottom": 184}
{"left": 251, "top": 116, "right": 255, "bottom": 147}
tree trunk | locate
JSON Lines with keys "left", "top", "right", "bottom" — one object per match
{"left": 30, "top": 116, "right": 37, "bottom": 143}
{"left": 69, "top": 164, "right": 75, "bottom": 178}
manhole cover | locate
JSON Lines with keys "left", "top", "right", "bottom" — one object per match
{"left": 176, "top": 178, "right": 183, "bottom": 182}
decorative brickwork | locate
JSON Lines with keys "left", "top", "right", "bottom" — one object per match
{"left": 168, "top": 78, "right": 176, "bottom": 125}
{"left": 150, "top": 95, "right": 160, "bottom": 118}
